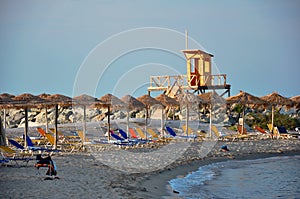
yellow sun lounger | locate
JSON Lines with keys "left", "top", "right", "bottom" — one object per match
{"left": 146, "top": 128, "right": 159, "bottom": 139}
{"left": 77, "top": 131, "right": 91, "bottom": 144}
{"left": 0, "top": 145, "right": 33, "bottom": 166}
{"left": 135, "top": 128, "right": 147, "bottom": 139}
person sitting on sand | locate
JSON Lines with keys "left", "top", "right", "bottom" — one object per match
{"left": 35, "top": 154, "right": 57, "bottom": 176}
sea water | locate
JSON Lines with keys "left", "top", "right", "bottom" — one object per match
{"left": 169, "top": 155, "right": 300, "bottom": 199}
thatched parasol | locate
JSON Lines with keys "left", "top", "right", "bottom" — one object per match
{"left": 199, "top": 92, "right": 226, "bottom": 138}
{"left": 12, "top": 93, "right": 49, "bottom": 147}
{"left": 121, "top": 95, "right": 145, "bottom": 136}
{"left": 199, "top": 91, "right": 224, "bottom": 104}
{"left": 99, "top": 94, "right": 126, "bottom": 140}
{"left": 12, "top": 93, "right": 48, "bottom": 108}
{"left": 291, "top": 95, "right": 300, "bottom": 110}
{"left": 177, "top": 91, "right": 205, "bottom": 136}
{"left": 73, "top": 94, "right": 105, "bottom": 144}
{"left": 261, "top": 92, "right": 294, "bottom": 133}
{"left": 40, "top": 93, "right": 73, "bottom": 148}
{"left": 226, "top": 91, "right": 266, "bottom": 134}
{"left": 155, "top": 94, "right": 179, "bottom": 108}
{"left": 0, "top": 93, "right": 15, "bottom": 104}
{"left": 0, "top": 93, "right": 15, "bottom": 129}
{"left": 121, "top": 95, "right": 145, "bottom": 110}
{"left": 0, "top": 93, "right": 16, "bottom": 145}
{"left": 226, "top": 91, "right": 266, "bottom": 105}
{"left": 137, "top": 94, "right": 162, "bottom": 139}
{"left": 99, "top": 94, "right": 125, "bottom": 109}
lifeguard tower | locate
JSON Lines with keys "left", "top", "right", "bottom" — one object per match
{"left": 148, "top": 48, "right": 231, "bottom": 97}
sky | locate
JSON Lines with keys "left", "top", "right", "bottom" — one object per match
{"left": 0, "top": 0, "right": 300, "bottom": 98}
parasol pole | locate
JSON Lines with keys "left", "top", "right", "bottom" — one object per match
{"left": 107, "top": 105, "right": 111, "bottom": 141}
{"left": 24, "top": 107, "right": 28, "bottom": 148}
{"left": 3, "top": 109, "right": 6, "bottom": 129}
{"left": 161, "top": 107, "right": 164, "bottom": 136}
{"left": 209, "top": 104, "right": 212, "bottom": 138}
{"left": 126, "top": 109, "right": 130, "bottom": 139}
{"left": 271, "top": 105, "right": 274, "bottom": 134}
{"left": 145, "top": 106, "right": 148, "bottom": 140}
{"left": 242, "top": 106, "right": 245, "bottom": 135}
{"left": 45, "top": 107, "right": 49, "bottom": 133}
{"left": 83, "top": 105, "right": 86, "bottom": 145}
{"left": 54, "top": 104, "right": 58, "bottom": 149}
{"left": 186, "top": 104, "right": 189, "bottom": 136}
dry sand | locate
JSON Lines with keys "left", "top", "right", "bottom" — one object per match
{"left": 1, "top": 139, "right": 300, "bottom": 199}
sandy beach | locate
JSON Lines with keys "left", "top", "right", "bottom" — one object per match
{"left": 1, "top": 137, "right": 300, "bottom": 199}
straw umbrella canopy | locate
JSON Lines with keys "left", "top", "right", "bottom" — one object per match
{"left": 137, "top": 94, "right": 162, "bottom": 139}
{"left": 261, "top": 92, "right": 294, "bottom": 133}
{"left": 226, "top": 91, "right": 266, "bottom": 134}
{"left": 290, "top": 95, "right": 300, "bottom": 110}
{"left": 12, "top": 93, "right": 49, "bottom": 147}
{"left": 199, "top": 92, "right": 225, "bottom": 138}
{"left": 0, "top": 93, "right": 15, "bottom": 129}
{"left": 73, "top": 94, "right": 106, "bottom": 144}
{"left": 0, "top": 93, "right": 16, "bottom": 146}
{"left": 155, "top": 94, "right": 179, "bottom": 135}
{"left": 177, "top": 91, "right": 205, "bottom": 136}
{"left": 99, "top": 94, "right": 126, "bottom": 140}
{"left": 121, "top": 95, "right": 145, "bottom": 137}
{"left": 0, "top": 93, "right": 15, "bottom": 106}
{"left": 40, "top": 94, "right": 73, "bottom": 148}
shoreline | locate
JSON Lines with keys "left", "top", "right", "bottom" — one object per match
{"left": 134, "top": 143, "right": 300, "bottom": 199}
{"left": 138, "top": 150, "right": 300, "bottom": 199}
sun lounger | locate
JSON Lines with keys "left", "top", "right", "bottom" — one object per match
{"left": 182, "top": 125, "right": 205, "bottom": 140}
{"left": 182, "top": 124, "right": 193, "bottom": 136}
{"left": 129, "top": 128, "right": 139, "bottom": 139}
{"left": 254, "top": 126, "right": 268, "bottom": 134}
{"left": 77, "top": 131, "right": 92, "bottom": 144}
{"left": 8, "top": 139, "right": 26, "bottom": 151}
{"left": 0, "top": 145, "right": 33, "bottom": 166}
{"left": 118, "top": 129, "right": 128, "bottom": 139}
{"left": 25, "top": 135, "right": 61, "bottom": 152}
{"left": 135, "top": 128, "right": 147, "bottom": 139}
{"left": 165, "top": 126, "right": 177, "bottom": 137}
{"left": 276, "top": 126, "right": 291, "bottom": 139}
{"left": 110, "top": 131, "right": 125, "bottom": 141}
{"left": 254, "top": 126, "right": 272, "bottom": 139}
{"left": 49, "top": 128, "right": 66, "bottom": 137}
{"left": 166, "top": 126, "right": 197, "bottom": 140}
{"left": 267, "top": 124, "right": 290, "bottom": 139}
{"left": 211, "top": 125, "right": 237, "bottom": 141}
{"left": 109, "top": 130, "right": 138, "bottom": 146}
{"left": 38, "top": 128, "right": 81, "bottom": 152}
{"left": 37, "top": 127, "right": 47, "bottom": 136}
{"left": 147, "top": 128, "right": 159, "bottom": 139}
{"left": 0, "top": 154, "right": 9, "bottom": 165}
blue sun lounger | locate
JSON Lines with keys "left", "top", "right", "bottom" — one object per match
{"left": 8, "top": 139, "right": 25, "bottom": 150}
{"left": 25, "top": 135, "right": 61, "bottom": 152}
{"left": 166, "top": 126, "right": 197, "bottom": 140}
{"left": 165, "top": 126, "right": 177, "bottom": 137}
{"left": 118, "top": 129, "right": 128, "bottom": 139}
